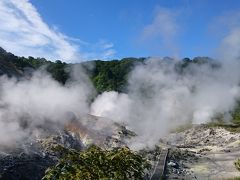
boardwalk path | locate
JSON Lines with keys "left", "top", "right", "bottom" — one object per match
{"left": 150, "top": 148, "right": 169, "bottom": 180}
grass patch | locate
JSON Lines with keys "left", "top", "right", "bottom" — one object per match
{"left": 235, "top": 159, "right": 240, "bottom": 171}
{"left": 170, "top": 123, "right": 193, "bottom": 133}
{"left": 225, "top": 178, "right": 240, "bottom": 180}
{"left": 205, "top": 122, "right": 240, "bottom": 133}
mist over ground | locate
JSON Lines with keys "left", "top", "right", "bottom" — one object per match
{"left": 0, "top": 65, "right": 94, "bottom": 147}
{"left": 1, "top": 53, "right": 240, "bottom": 150}
{"left": 91, "top": 57, "right": 240, "bottom": 149}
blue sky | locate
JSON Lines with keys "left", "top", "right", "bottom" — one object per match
{"left": 0, "top": 0, "right": 240, "bottom": 62}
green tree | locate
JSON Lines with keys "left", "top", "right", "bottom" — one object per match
{"left": 42, "top": 145, "right": 150, "bottom": 180}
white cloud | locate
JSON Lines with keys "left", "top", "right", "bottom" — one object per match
{"left": 220, "top": 28, "right": 240, "bottom": 60}
{"left": 142, "top": 7, "right": 178, "bottom": 41}
{"left": 81, "top": 39, "right": 117, "bottom": 60}
{"left": 0, "top": 0, "right": 116, "bottom": 62}
{"left": 141, "top": 6, "right": 180, "bottom": 56}
{"left": 214, "top": 11, "right": 240, "bottom": 61}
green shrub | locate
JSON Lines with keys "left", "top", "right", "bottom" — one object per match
{"left": 42, "top": 145, "right": 150, "bottom": 180}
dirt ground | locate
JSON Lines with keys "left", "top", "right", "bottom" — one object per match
{"left": 164, "top": 125, "right": 240, "bottom": 179}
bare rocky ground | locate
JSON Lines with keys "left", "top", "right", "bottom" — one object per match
{"left": 164, "top": 125, "right": 240, "bottom": 179}
{"left": 2, "top": 115, "right": 240, "bottom": 180}
{"left": 0, "top": 115, "right": 134, "bottom": 180}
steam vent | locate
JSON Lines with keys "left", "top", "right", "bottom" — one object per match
{"left": 1, "top": 0, "right": 240, "bottom": 179}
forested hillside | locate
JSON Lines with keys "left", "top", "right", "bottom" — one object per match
{"left": 1, "top": 47, "right": 240, "bottom": 179}
{"left": 0, "top": 47, "right": 144, "bottom": 93}
{"left": 1, "top": 47, "right": 240, "bottom": 124}
{"left": 0, "top": 47, "right": 216, "bottom": 93}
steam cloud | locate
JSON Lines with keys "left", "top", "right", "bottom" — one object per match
{"left": 91, "top": 58, "right": 240, "bottom": 149}
{"left": 1, "top": 57, "right": 240, "bottom": 150}
{"left": 0, "top": 66, "right": 94, "bottom": 147}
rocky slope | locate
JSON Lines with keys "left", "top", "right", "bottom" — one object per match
{"left": 165, "top": 125, "right": 240, "bottom": 179}
{"left": 0, "top": 114, "right": 134, "bottom": 180}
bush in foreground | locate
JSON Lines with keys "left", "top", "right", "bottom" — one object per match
{"left": 42, "top": 145, "right": 150, "bottom": 180}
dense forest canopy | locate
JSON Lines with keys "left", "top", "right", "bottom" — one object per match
{"left": 1, "top": 47, "right": 240, "bottom": 125}
{"left": 0, "top": 47, "right": 216, "bottom": 93}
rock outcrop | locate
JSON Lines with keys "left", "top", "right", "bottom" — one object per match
{"left": 0, "top": 114, "right": 135, "bottom": 179}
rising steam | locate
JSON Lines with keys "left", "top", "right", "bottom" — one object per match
{"left": 0, "top": 66, "right": 94, "bottom": 146}
{"left": 0, "top": 56, "right": 240, "bottom": 150}
{"left": 91, "top": 58, "right": 240, "bottom": 149}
